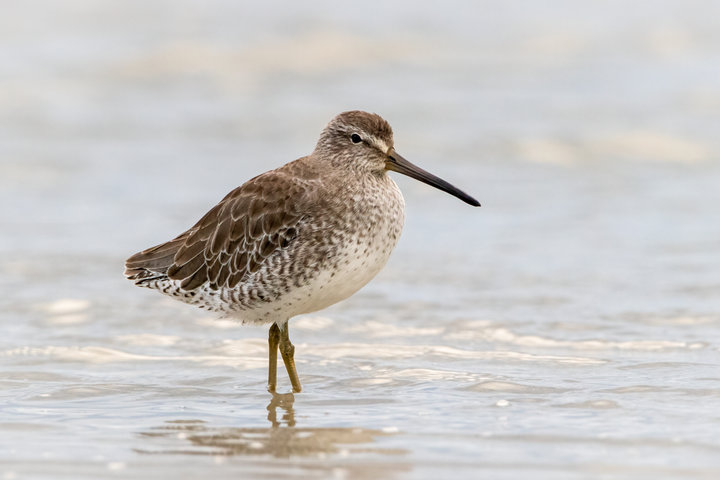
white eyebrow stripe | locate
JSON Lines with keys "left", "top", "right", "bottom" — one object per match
{"left": 371, "top": 137, "right": 389, "bottom": 153}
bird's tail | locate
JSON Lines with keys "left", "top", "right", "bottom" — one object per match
{"left": 124, "top": 235, "right": 186, "bottom": 285}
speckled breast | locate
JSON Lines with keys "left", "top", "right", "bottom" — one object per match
{"left": 292, "top": 177, "right": 406, "bottom": 315}
{"left": 226, "top": 175, "right": 406, "bottom": 324}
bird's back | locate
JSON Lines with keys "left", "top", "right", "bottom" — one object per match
{"left": 126, "top": 158, "right": 316, "bottom": 294}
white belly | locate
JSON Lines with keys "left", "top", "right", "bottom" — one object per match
{"left": 293, "top": 235, "right": 397, "bottom": 314}
{"left": 225, "top": 218, "right": 403, "bottom": 324}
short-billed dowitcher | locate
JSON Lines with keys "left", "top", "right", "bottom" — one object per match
{"left": 125, "top": 111, "right": 479, "bottom": 393}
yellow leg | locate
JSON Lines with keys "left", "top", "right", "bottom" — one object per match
{"left": 267, "top": 323, "right": 280, "bottom": 393}
{"left": 279, "top": 322, "right": 302, "bottom": 393}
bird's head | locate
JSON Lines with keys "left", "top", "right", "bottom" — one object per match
{"left": 315, "top": 110, "right": 480, "bottom": 207}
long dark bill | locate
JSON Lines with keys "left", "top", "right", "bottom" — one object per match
{"left": 386, "top": 149, "right": 480, "bottom": 207}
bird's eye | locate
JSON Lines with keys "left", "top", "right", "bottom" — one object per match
{"left": 350, "top": 134, "right": 362, "bottom": 144}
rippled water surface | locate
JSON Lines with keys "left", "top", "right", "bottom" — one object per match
{"left": 2, "top": 1, "right": 720, "bottom": 479}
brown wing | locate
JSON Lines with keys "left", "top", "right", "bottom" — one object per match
{"left": 164, "top": 171, "right": 311, "bottom": 291}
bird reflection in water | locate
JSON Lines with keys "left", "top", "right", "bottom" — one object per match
{"left": 136, "top": 393, "right": 405, "bottom": 458}
{"left": 267, "top": 391, "right": 296, "bottom": 427}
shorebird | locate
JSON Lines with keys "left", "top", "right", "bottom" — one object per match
{"left": 125, "top": 111, "right": 479, "bottom": 393}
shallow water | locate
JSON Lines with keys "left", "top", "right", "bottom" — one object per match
{"left": 2, "top": 1, "right": 720, "bottom": 479}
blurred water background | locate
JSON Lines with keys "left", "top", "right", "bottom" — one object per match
{"left": 1, "top": 1, "right": 720, "bottom": 479}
